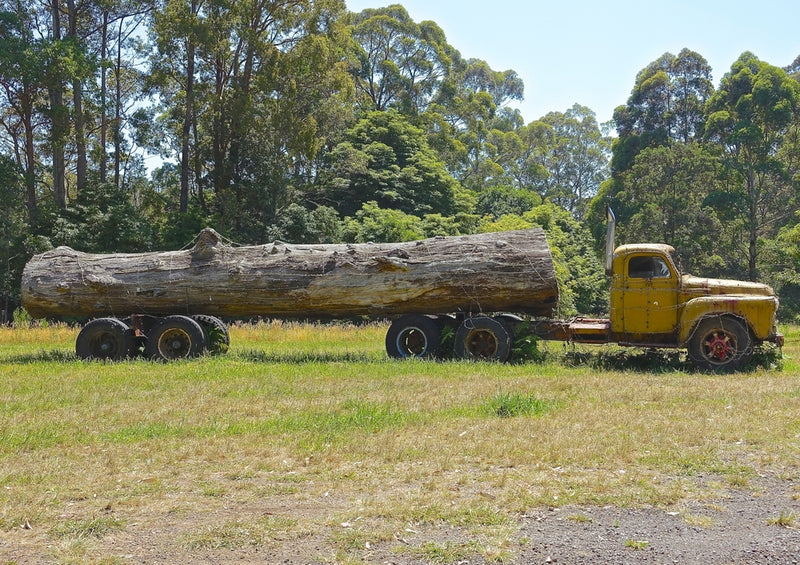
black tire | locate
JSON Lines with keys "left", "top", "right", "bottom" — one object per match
{"left": 75, "top": 318, "right": 135, "bottom": 361}
{"left": 454, "top": 316, "right": 512, "bottom": 362}
{"left": 688, "top": 316, "right": 753, "bottom": 372}
{"left": 385, "top": 315, "right": 441, "bottom": 359}
{"left": 145, "top": 315, "right": 206, "bottom": 361}
{"left": 192, "top": 315, "right": 230, "bottom": 355}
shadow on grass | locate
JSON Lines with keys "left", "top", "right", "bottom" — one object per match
{"left": 231, "top": 349, "right": 383, "bottom": 364}
{"left": 1, "top": 348, "right": 381, "bottom": 365}
{"left": 1, "top": 349, "right": 77, "bottom": 364}
{"left": 3, "top": 346, "right": 782, "bottom": 373}
{"left": 560, "top": 345, "right": 783, "bottom": 374}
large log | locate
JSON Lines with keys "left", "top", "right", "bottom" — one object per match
{"left": 21, "top": 228, "right": 559, "bottom": 320}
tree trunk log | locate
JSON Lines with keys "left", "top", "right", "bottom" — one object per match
{"left": 21, "top": 228, "right": 559, "bottom": 320}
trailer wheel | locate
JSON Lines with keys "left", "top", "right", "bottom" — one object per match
{"left": 386, "top": 315, "right": 441, "bottom": 359}
{"left": 192, "top": 315, "right": 230, "bottom": 355}
{"left": 76, "top": 318, "right": 135, "bottom": 361}
{"left": 145, "top": 315, "right": 206, "bottom": 361}
{"left": 454, "top": 316, "right": 511, "bottom": 362}
{"left": 688, "top": 316, "right": 753, "bottom": 372}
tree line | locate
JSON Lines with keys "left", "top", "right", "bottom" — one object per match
{"left": 1, "top": 1, "right": 799, "bottom": 323}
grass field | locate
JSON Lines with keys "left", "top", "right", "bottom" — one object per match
{"left": 1, "top": 321, "right": 798, "bottom": 564}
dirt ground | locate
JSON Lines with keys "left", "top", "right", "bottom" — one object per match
{"left": 518, "top": 476, "right": 800, "bottom": 565}
{"left": 2, "top": 474, "right": 798, "bottom": 564}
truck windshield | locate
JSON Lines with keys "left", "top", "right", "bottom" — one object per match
{"left": 628, "top": 256, "right": 671, "bottom": 279}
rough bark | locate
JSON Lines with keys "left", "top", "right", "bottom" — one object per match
{"left": 21, "top": 228, "right": 559, "bottom": 320}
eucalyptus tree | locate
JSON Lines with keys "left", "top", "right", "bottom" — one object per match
{"left": 150, "top": 0, "right": 204, "bottom": 213}
{"left": 704, "top": 52, "right": 800, "bottom": 280}
{"left": 612, "top": 48, "right": 713, "bottom": 172}
{"left": 786, "top": 54, "right": 800, "bottom": 81}
{"left": 348, "top": 4, "right": 452, "bottom": 114}
{"left": 535, "top": 104, "right": 609, "bottom": 219}
{"left": 0, "top": 155, "right": 27, "bottom": 321}
{"left": 0, "top": 9, "right": 48, "bottom": 227}
{"left": 428, "top": 57, "right": 524, "bottom": 191}
{"left": 616, "top": 143, "right": 726, "bottom": 275}
{"left": 347, "top": 5, "right": 524, "bottom": 191}
{"left": 150, "top": 0, "right": 353, "bottom": 240}
{"left": 98, "top": 0, "right": 151, "bottom": 192}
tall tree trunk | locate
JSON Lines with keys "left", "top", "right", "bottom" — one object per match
{"left": 113, "top": 17, "right": 123, "bottom": 190}
{"left": 67, "top": 0, "right": 87, "bottom": 195}
{"left": 748, "top": 172, "right": 758, "bottom": 282}
{"left": 193, "top": 112, "right": 204, "bottom": 210}
{"left": 179, "top": 11, "right": 196, "bottom": 215}
{"left": 22, "top": 95, "right": 38, "bottom": 229}
{"left": 227, "top": 44, "right": 253, "bottom": 206}
{"left": 100, "top": 10, "right": 109, "bottom": 184}
{"left": 212, "top": 50, "right": 232, "bottom": 227}
{"left": 48, "top": 0, "right": 67, "bottom": 209}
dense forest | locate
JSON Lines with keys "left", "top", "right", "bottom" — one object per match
{"left": 1, "top": 0, "right": 800, "bottom": 323}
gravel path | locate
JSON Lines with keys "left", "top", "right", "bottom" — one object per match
{"left": 519, "top": 477, "right": 800, "bottom": 564}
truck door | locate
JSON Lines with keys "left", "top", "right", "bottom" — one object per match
{"left": 621, "top": 254, "right": 679, "bottom": 341}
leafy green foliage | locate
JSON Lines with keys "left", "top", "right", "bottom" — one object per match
{"left": 45, "top": 182, "right": 154, "bottom": 253}
{"left": 341, "top": 201, "right": 424, "bottom": 243}
{"left": 525, "top": 203, "right": 608, "bottom": 316}
{"left": 614, "top": 143, "right": 728, "bottom": 276}
{"left": 703, "top": 53, "right": 800, "bottom": 281}
{"left": 0, "top": 156, "right": 27, "bottom": 322}
{"left": 267, "top": 204, "right": 342, "bottom": 244}
{"left": 532, "top": 105, "right": 611, "bottom": 219}
{"left": 349, "top": 5, "right": 453, "bottom": 114}
{"left": 511, "top": 321, "right": 546, "bottom": 363}
{"left": 476, "top": 185, "right": 540, "bottom": 218}
{"left": 323, "top": 110, "right": 458, "bottom": 217}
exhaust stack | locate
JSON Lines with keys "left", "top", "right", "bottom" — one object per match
{"left": 605, "top": 206, "right": 616, "bottom": 275}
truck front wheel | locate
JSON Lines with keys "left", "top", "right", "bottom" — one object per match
{"left": 454, "top": 316, "right": 512, "bottom": 362}
{"left": 688, "top": 316, "right": 752, "bottom": 372}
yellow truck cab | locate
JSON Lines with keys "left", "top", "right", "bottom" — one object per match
{"left": 605, "top": 221, "right": 782, "bottom": 371}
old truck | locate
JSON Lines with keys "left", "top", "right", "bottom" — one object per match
{"left": 20, "top": 208, "right": 782, "bottom": 371}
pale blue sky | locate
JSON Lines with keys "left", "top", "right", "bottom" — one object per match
{"left": 345, "top": 0, "right": 800, "bottom": 125}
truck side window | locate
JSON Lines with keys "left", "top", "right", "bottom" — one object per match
{"left": 628, "top": 256, "right": 671, "bottom": 279}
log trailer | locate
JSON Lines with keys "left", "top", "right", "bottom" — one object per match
{"left": 20, "top": 209, "right": 782, "bottom": 371}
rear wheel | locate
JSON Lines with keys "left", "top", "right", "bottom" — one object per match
{"left": 145, "top": 315, "right": 206, "bottom": 361}
{"left": 76, "top": 318, "right": 135, "bottom": 361}
{"left": 192, "top": 315, "right": 230, "bottom": 355}
{"left": 385, "top": 315, "right": 441, "bottom": 359}
{"left": 454, "top": 316, "right": 512, "bottom": 362}
{"left": 688, "top": 316, "right": 752, "bottom": 372}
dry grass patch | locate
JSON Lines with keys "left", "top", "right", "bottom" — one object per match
{"left": 767, "top": 510, "right": 798, "bottom": 528}
{"left": 681, "top": 513, "right": 717, "bottom": 527}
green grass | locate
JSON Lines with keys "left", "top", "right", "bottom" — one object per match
{"left": 0, "top": 321, "right": 798, "bottom": 564}
{"left": 625, "top": 539, "right": 650, "bottom": 550}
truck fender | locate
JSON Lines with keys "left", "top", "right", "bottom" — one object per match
{"left": 678, "top": 295, "right": 777, "bottom": 345}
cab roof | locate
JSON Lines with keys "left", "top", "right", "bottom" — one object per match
{"left": 614, "top": 243, "right": 675, "bottom": 256}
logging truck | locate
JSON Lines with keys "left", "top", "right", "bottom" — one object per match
{"left": 20, "top": 209, "right": 782, "bottom": 371}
